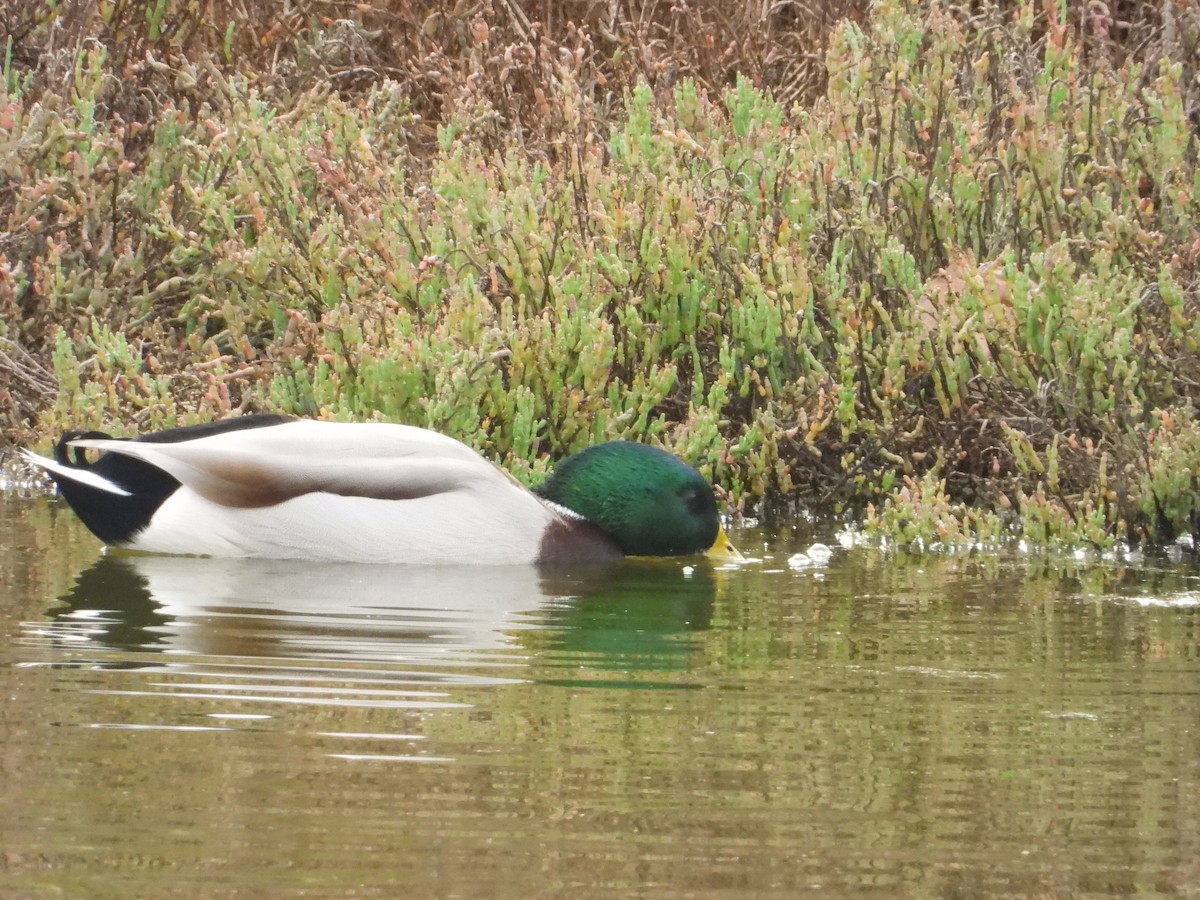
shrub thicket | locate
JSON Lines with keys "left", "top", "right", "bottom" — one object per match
{"left": 2, "top": 1, "right": 1199, "bottom": 547}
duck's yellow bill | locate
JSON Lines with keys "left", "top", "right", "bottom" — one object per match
{"left": 706, "top": 525, "right": 744, "bottom": 562}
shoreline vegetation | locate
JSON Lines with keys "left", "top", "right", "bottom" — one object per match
{"left": 2, "top": 1, "right": 1198, "bottom": 549}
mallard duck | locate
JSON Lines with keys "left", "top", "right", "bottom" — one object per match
{"left": 22, "top": 415, "right": 741, "bottom": 566}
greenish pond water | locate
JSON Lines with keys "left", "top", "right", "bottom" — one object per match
{"left": 2, "top": 495, "right": 1200, "bottom": 897}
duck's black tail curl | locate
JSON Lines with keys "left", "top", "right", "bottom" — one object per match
{"left": 55, "top": 430, "right": 118, "bottom": 468}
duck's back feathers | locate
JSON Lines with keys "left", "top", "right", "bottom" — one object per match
{"left": 66, "top": 418, "right": 509, "bottom": 509}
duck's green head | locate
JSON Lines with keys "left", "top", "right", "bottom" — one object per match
{"left": 534, "top": 441, "right": 739, "bottom": 559}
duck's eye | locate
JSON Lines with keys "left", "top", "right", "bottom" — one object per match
{"left": 680, "top": 486, "right": 710, "bottom": 514}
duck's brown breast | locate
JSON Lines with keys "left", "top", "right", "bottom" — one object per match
{"left": 537, "top": 517, "right": 623, "bottom": 566}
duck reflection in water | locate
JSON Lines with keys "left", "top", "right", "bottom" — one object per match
{"left": 45, "top": 555, "right": 719, "bottom": 672}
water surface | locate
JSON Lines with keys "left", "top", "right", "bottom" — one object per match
{"left": 2, "top": 495, "right": 1199, "bottom": 897}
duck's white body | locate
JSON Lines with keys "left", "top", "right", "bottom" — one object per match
{"left": 130, "top": 475, "right": 554, "bottom": 564}
{"left": 25, "top": 420, "right": 586, "bottom": 565}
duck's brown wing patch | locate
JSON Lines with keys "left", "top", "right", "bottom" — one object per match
{"left": 164, "top": 457, "right": 473, "bottom": 508}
